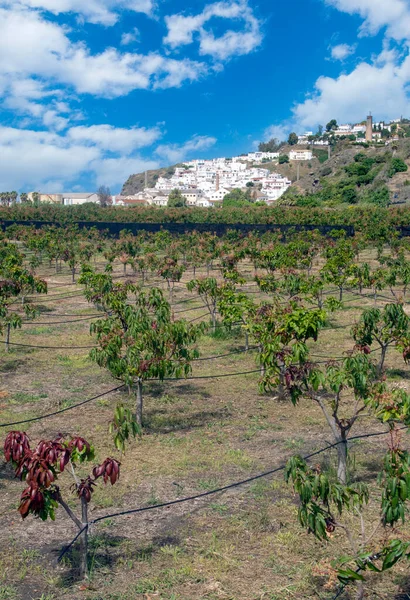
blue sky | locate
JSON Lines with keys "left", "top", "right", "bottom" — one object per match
{"left": 1, "top": 0, "right": 410, "bottom": 192}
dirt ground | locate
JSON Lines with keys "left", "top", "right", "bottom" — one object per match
{"left": 0, "top": 253, "right": 409, "bottom": 600}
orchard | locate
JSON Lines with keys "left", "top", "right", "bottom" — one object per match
{"left": 0, "top": 221, "right": 409, "bottom": 600}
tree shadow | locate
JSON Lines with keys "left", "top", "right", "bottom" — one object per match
{"left": 143, "top": 406, "right": 232, "bottom": 433}
{"left": 394, "top": 575, "right": 410, "bottom": 599}
{"left": 387, "top": 368, "right": 410, "bottom": 380}
{"left": 0, "top": 357, "right": 26, "bottom": 372}
{"left": 0, "top": 460, "right": 17, "bottom": 490}
{"left": 55, "top": 532, "right": 183, "bottom": 587}
{"left": 147, "top": 381, "right": 212, "bottom": 400}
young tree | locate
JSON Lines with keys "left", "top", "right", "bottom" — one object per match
{"left": 352, "top": 304, "right": 410, "bottom": 374}
{"left": 187, "top": 277, "right": 221, "bottom": 333}
{"left": 0, "top": 242, "right": 47, "bottom": 351}
{"left": 4, "top": 431, "right": 120, "bottom": 578}
{"left": 285, "top": 389, "right": 410, "bottom": 599}
{"left": 217, "top": 286, "right": 256, "bottom": 351}
{"left": 326, "top": 119, "right": 338, "bottom": 132}
{"left": 288, "top": 132, "right": 299, "bottom": 146}
{"left": 97, "top": 185, "right": 112, "bottom": 207}
{"left": 222, "top": 188, "right": 251, "bottom": 207}
{"left": 167, "top": 189, "right": 186, "bottom": 208}
{"left": 157, "top": 257, "right": 186, "bottom": 301}
{"left": 321, "top": 240, "right": 356, "bottom": 301}
{"left": 80, "top": 268, "right": 203, "bottom": 426}
{"left": 381, "top": 252, "right": 410, "bottom": 301}
{"left": 249, "top": 300, "right": 326, "bottom": 384}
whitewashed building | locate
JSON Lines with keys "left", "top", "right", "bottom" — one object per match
{"left": 289, "top": 150, "right": 313, "bottom": 161}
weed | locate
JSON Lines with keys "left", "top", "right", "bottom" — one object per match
{"left": 146, "top": 487, "right": 161, "bottom": 506}
{"left": 283, "top": 437, "right": 305, "bottom": 450}
{"left": 209, "top": 502, "right": 229, "bottom": 515}
{"left": 12, "top": 392, "right": 48, "bottom": 404}
{"left": 0, "top": 586, "right": 17, "bottom": 600}
{"left": 160, "top": 545, "right": 184, "bottom": 559}
{"left": 197, "top": 477, "right": 220, "bottom": 491}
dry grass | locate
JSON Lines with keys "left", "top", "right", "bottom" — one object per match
{"left": 0, "top": 256, "right": 409, "bottom": 600}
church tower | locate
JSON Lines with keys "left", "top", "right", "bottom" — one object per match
{"left": 366, "top": 113, "right": 373, "bottom": 142}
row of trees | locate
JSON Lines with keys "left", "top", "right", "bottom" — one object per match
{"left": 3, "top": 225, "right": 410, "bottom": 595}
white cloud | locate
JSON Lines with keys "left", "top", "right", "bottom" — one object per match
{"left": 121, "top": 28, "right": 140, "bottom": 45}
{"left": 262, "top": 2, "right": 410, "bottom": 137}
{"left": 324, "top": 0, "right": 410, "bottom": 42}
{"left": 330, "top": 43, "right": 356, "bottom": 60}
{"left": 67, "top": 124, "right": 162, "bottom": 152}
{"left": 42, "top": 110, "right": 69, "bottom": 131}
{"left": 0, "top": 126, "right": 100, "bottom": 190}
{"left": 1, "top": 0, "right": 154, "bottom": 26}
{"left": 293, "top": 51, "right": 410, "bottom": 128}
{"left": 91, "top": 157, "right": 160, "bottom": 186}
{"left": 0, "top": 6, "right": 207, "bottom": 99}
{"left": 155, "top": 135, "right": 217, "bottom": 163}
{"left": 0, "top": 123, "right": 164, "bottom": 190}
{"left": 164, "top": 0, "right": 263, "bottom": 60}
{"left": 262, "top": 124, "right": 292, "bottom": 142}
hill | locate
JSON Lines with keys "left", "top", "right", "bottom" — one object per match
{"left": 282, "top": 139, "right": 410, "bottom": 207}
{"left": 121, "top": 164, "right": 179, "bottom": 195}
{"left": 120, "top": 140, "right": 410, "bottom": 207}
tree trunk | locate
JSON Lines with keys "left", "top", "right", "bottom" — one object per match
{"left": 337, "top": 435, "right": 348, "bottom": 485}
{"left": 123, "top": 263, "right": 126, "bottom": 274}
{"left": 5, "top": 323, "right": 11, "bottom": 353}
{"left": 193, "top": 265, "right": 196, "bottom": 278}
{"left": 339, "top": 286, "right": 343, "bottom": 302}
{"left": 245, "top": 330, "right": 249, "bottom": 352}
{"left": 55, "top": 259, "right": 58, "bottom": 274}
{"left": 379, "top": 345, "right": 388, "bottom": 375}
{"left": 79, "top": 497, "right": 89, "bottom": 579}
{"left": 315, "top": 396, "right": 348, "bottom": 484}
{"left": 136, "top": 379, "right": 143, "bottom": 427}
{"left": 212, "top": 308, "right": 216, "bottom": 334}
{"left": 259, "top": 345, "right": 265, "bottom": 376}
{"left": 72, "top": 268, "right": 76, "bottom": 283}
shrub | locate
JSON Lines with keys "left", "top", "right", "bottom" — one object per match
{"left": 320, "top": 166, "right": 332, "bottom": 176}
{"left": 388, "top": 157, "right": 408, "bottom": 178}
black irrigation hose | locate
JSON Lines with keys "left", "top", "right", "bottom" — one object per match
{"left": 58, "top": 426, "right": 406, "bottom": 564}
{"left": 0, "top": 384, "right": 125, "bottom": 428}
{"left": 0, "top": 369, "right": 261, "bottom": 429}
{"left": 173, "top": 303, "right": 208, "bottom": 315}
{"left": 146, "top": 368, "right": 261, "bottom": 382}
{"left": 20, "top": 315, "right": 101, "bottom": 325}
{"left": 194, "top": 346, "right": 258, "bottom": 361}
{"left": 0, "top": 340, "right": 96, "bottom": 349}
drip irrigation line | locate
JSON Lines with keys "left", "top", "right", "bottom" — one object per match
{"left": 0, "top": 384, "right": 125, "bottom": 428}
{"left": 24, "top": 312, "right": 104, "bottom": 318}
{"left": 173, "top": 303, "right": 208, "bottom": 315}
{"left": 187, "top": 313, "right": 211, "bottom": 324}
{"left": 193, "top": 346, "right": 258, "bottom": 361}
{"left": 20, "top": 315, "right": 101, "bottom": 325}
{"left": 0, "top": 340, "right": 96, "bottom": 349}
{"left": 58, "top": 426, "right": 406, "bottom": 564}
{"left": 0, "top": 369, "right": 260, "bottom": 429}
{"left": 146, "top": 368, "right": 261, "bottom": 381}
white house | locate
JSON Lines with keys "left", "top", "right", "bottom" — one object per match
{"left": 61, "top": 193, "right": 100, "bottom": 205}
{"left": 352, "top": 124, "right": 366, "bottom": 134}
{"left": 29, "top": 192, "right": 100, "bottom": 205}
{"left": 289, "top": 150, "right": 313, "bottom": 161}
{"left": 206, "top": 187, "right": 231, "bottom": 202}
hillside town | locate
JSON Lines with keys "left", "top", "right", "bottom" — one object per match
{"left": 24, "top": 115, "right": 405, "bottom": 208}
